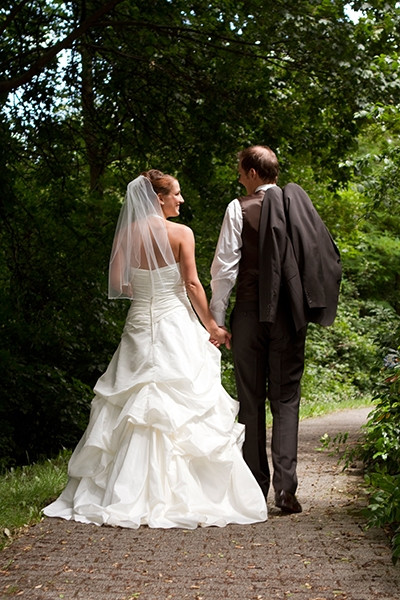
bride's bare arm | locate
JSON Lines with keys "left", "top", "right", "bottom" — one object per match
{"left": 178, "top": 225, "right": 231, "bottom": 348}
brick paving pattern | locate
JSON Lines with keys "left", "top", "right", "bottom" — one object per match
{"left": 1, "top": 407, "right": 399, "bottom": 599}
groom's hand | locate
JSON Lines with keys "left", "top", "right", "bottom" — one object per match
{"left": 221, "top": 326, "right": 232, "bottom": 350}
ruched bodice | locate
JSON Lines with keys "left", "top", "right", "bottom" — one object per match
{"left": 44, "top": 263, "right": 267, "bottom": 529}
{"left": 129, "top": 264, "right": 183, "bottom": 299}
{"left": 125, "top": 264, "right": 189, "bottom": 327}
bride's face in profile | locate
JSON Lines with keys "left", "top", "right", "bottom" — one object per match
{"left": 159, "top": 179, "right": 184, "bottom": 219}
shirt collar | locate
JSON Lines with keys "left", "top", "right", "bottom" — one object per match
{"left": 255, "top": 183, "right": 277, "bottom": 193}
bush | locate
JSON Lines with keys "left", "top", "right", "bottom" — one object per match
{"left": 354, "top": 348, "right": 400, "bottom": 564}
{"left": 300, "top": 290, "right": 400, "bottom": 417}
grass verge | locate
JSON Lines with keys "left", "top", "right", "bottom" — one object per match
{"left": 0, "top": 449, "right": 70, "bottom": 551}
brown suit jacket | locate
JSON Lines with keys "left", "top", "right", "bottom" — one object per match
{"left": 258, "top": 183, "right": 342, "bottom": 331}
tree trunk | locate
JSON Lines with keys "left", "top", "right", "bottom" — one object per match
{"left": 80, "top": 42, "right": 104, "bottom": 193}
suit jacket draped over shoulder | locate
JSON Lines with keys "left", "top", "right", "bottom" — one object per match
{"left": 258, "top": 183, "right": 342, "bottom": 331}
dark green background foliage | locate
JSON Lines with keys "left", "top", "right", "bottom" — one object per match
{"left": 0, "top": 0, "right": 400, "bottom": 476}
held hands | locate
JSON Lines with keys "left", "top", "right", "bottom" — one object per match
{"left": 209, "top": 326, "right": 232, "bottom": 350}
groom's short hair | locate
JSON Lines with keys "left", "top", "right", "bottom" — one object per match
{"left": 238, "top": 145, "right": 279, "bottom": 183}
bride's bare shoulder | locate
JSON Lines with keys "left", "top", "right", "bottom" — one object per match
{"left": 166, "top": 221, "right": 193, "bottom": 238}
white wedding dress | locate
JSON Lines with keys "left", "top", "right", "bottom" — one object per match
{"left": 44, "top": 265, "right": 267, "bottom": 529}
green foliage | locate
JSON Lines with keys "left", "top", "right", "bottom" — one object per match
{"left": 0, "top": 137, "right": 128, "bottom": 468}
{"left": 341, "top": 231, "right": 400, "bottom": 310}
{"left": 318, "top": 431, "right": 349, "bottom": 455}
{"left": 1, "top": 0, "right": 389, "bottom": 194}
{"left": 301, "top": 291, "right": 400, "bottom": 416}
{"left": 346, "top": 348, "right": 400, "bottom": 564}
{"left": 0, "top": 353, "right": 91, "bottom": 471}
{"left": 357, "top": 349, "right": 400, "bottom": 471}
{"left": 336, "top": 150, "right": 400, "bottom": 311}
{"left": 365, "top": 471, "right": 400, "bottom": 565}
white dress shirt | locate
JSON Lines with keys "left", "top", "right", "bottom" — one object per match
{"left": 210, "top": 184, "right": 276, "bottom": 326}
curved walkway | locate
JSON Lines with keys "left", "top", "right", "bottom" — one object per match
{"left": 1, "top": 407, "right": 400, "bottom": 599}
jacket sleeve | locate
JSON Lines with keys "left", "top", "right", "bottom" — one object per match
{"left": 283, "top": 183, "right": 342, "bottom": 326}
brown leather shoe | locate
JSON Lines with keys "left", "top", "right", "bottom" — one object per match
{"left": 275, "top": 490, "right": 302, "bottom": 513}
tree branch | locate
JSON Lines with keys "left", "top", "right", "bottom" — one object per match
{"left": 0, "top": 0, "right": 31, "bottom": 37}
{"left": 0, "top": 0, "right": 125, "bottom": 96}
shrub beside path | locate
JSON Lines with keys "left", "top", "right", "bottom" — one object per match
{"left": 1, "top": 406, "right": 400, "bottom": 600}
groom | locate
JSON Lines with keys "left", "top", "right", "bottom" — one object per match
{"left": 210, "top": 145, "right": 341, "bottom": 513}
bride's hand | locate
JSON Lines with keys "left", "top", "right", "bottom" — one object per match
{"left": 209, "top": 326, "right": 231, "bottom": 350}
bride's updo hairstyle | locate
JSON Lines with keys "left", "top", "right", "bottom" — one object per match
{"left": 141, "top": 169, "right": 177, "bottom": 196}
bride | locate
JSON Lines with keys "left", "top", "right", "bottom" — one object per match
{"left": 43, "top": 171, "right": 267, "bottom": 529}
